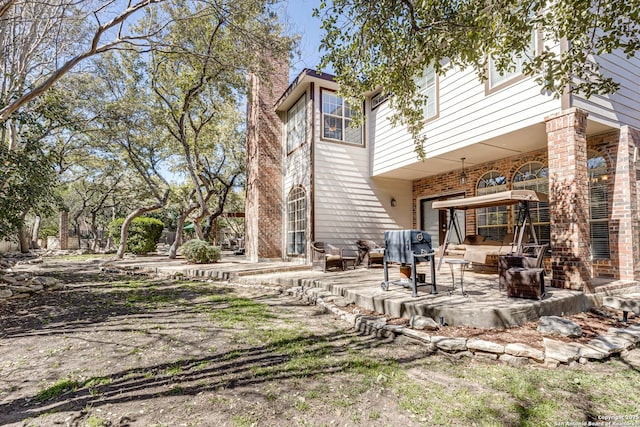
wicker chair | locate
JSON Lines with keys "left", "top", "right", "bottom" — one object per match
{"left": 355, "top": 240, "right": 384, "bottom": 268}
{"left": 311, "top": 241, "right": 344, "bottom": 272}
{"left": 498, "top": 244, "right": 548, "bottom": 294}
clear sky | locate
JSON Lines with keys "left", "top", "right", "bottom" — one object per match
{"left": 282, "top": 0, "right": 332, "bottom": 81}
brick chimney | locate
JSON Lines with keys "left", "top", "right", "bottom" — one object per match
{"left": 245, "top": 58, "right": 289, "bottom": 261}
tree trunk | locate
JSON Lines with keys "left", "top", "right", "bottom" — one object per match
{"left": 116, "top": 194, "right": 169, "bottom": 259}
{"left": 31, "top": 214, "right": 41, "bottom": 249}
{"left": 169, "top": 205, "right": 198, "bottom": 259}
{"left": 90, "top": 209, "right": 98, "bottom": 251}
{"left": 17, "top": 226, "right": 30, "bottom": 253}
{"left": 169, "top": 216, "right": 186, "bottom": 259}
{"left": 194, "top": 219, "right": 205, "bottom": 241}
{"left": 90, "top": 223, "right": 100, "bottom": 251}
{"left": 75, "top": 222, "right": 81, "bottom": 250}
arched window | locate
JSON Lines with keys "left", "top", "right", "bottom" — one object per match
{"left": 513, "top": 162, "right": 549, "bottom": 244}
{"left": 588, "top": 151, "right": 610, "bottom": 259}
{"left": 287, "top": 186, "right": 307, "bottom": 255}
{"left": 476, "top": 171, "right": 508, "bottom": 240}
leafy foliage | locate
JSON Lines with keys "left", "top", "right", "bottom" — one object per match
{"left": 317, "top": 0, "right": 640, "bottom": 157}
{"left": 38, "top": 225, "right": 59, "bottom": 239}
{"left": 108, "top": 217, "right": 164, "bottom": 254}
{"left": 0, "top": 142, "right": 59, "bottom": 240}
{"left": 180, "top": 239, "right": 221, "bottom": 264}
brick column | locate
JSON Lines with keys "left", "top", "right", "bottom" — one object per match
{"left": 59, "top": 211, "right": 68, "bottom": 250}
{"left": 546, "top": 108, "right": 591, "bottom": 290}
{"left": 245, "top": 58, "right": 289, "bottom": 262}
{"left": 614, "top": 126, "right": 640, "bottom": 280}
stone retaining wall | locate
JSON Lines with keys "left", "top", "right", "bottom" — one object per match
{"left": 289, "top": 285, "right": 640, "bottom": 368}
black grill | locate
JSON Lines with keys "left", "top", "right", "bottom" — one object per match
{"left": 381, "top": 230, "right": 437, "bottom": 297}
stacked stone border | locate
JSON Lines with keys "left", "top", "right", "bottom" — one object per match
{"left": 103, "top": 263, "right": 640, "bottom": 370}
{"left": 290, "top": 285, "right": 640, "bottom": 369}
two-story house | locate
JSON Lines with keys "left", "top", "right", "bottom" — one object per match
{"left": 245, "top": 47, "right": 640, "bottom": 292}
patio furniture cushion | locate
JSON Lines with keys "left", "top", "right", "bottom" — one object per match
{"left": 311, "top": 241, "right": 344, "bottom": 272}
{"left": 355, "top": 239, "right": 384, "bottom": 268}
{"left": 506, "top": 267, "right": 545, "bottom": 299}
{"left": 463, "top": 244, "right": 512, "bottom": 265}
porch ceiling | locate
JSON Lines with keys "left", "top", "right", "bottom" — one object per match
{"left": 374, "top": 119, "right": 615, "bottom": 181}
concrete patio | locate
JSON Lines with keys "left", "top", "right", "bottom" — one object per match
{"left": 107, "top": 253, "right": 639, "bottom": 329}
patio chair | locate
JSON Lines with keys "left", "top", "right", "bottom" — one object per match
{"left": 311, "top": 241, "right": 344, "bottom": 272}
{"left": 498, "top": 244, "right": 548, "bottom": 296}
{"left": 355, "top": 239, "right": 384, "bottom": 268}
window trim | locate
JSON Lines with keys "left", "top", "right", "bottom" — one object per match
{"left": 286, "top": 186, "right": 307, "bottom": 256}
{"left": 588, "top": 150, "right": 610, "bottom": 260}
{"left": 415, "top": 65, "right": 439, "bottom": 122}
{"left": 485, "top": 29, "right": 541, "bottom": 94}
{"left": 476, "top": 170, "right": 509, "bottom": 240}
{"left": 320, "top": 88, "right": 364, "bottom": 146}
{"left": 286, "top": 93, "right": 307, "bottom": 155}
{"left": 371, "top": 91, "right": 390, "bottom": 110}
{"left": 512, "top": 161, "right": 550, "bottom": 245}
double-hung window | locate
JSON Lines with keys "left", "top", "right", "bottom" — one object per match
{"left": 588, "top": 151, "right": 610, "bottom": 259}
{"left": 476, "top": 171, "right": 509, "bottom": 240}
{"left": 513, "top": 162, "right": 550, "bottom": 244}
{"left": 488, "top": 30, "right": 536, "bottom": 90}
{"left": 415, "top": 66, "right": 437, "bottom": 120}
{"left": 286, "top": 95, "right": 306, "bottom": 153}
{"left": 321, "top": 89, "right": 362, "bottom": 145}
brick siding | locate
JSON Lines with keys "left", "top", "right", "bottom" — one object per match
{"left": 245, "top": 59, "right": 289, "bottom": 261}
{"left": 412, "top": 109, "right": 640, "bottom": 288}
{"left": 546, "top": 109, "right": 591, "bottom": 290}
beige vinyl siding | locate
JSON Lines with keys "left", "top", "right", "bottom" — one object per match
{"left": 571, "top": 51, "right": 640, "bottom": 130}
{"left": 313, "top": 139, "right": 412, "bottom": 248}
{"left": 371, "top": 65, "right": 561, "bottom": 176}
{"left": 283, "top": 92, "right": 313, "bottom": 259}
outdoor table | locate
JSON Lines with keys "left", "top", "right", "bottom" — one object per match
{"left": 342, "top": 256, "right": 358, "bottom": 270}
{"left": 445, "top": 259, "right": 470, "bottom": 297}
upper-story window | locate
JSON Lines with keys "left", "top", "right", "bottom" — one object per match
{"left": 588, "top": 151, "right": 610, "bottom": 260}
{"left": 476, "top": 171, "right": 508, "bottom": 240}
{"left": 415, "top": 65, "right": 437, "bottom": 120}
{"left": 488, "top": 30, "right": 536, "bottom": 90}
{"left": 286, "top": 94, "right": 306, "bottom": 153}
{"left": 513, "top": 162, "right": 550, "bottom": 244}
{"left": 371, "top": 92, "right": 389, "bottom": 110}
{"left": 321, "top": 89, "right": 362, "bottom": 145}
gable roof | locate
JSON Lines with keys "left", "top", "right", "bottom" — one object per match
{"left": 274, "top": 68, "right": 336, "bottom": 112}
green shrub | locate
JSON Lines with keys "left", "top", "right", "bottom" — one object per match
{"left": 39, "top": 225, "right": 59, "bottom": 239}
{"left": 180, "top": 239, "right": 221, "bottom": 264}
{"left": 108, "top": 217, "right": 164, "bottom": 254}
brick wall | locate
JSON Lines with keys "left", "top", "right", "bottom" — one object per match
{"left": 412, "top": 113, "right": 640, "bottom": 287}
{"left": 603, "top": 126, "right": 640, "bottom": 281}
{"left": 245, "top": 58, "right": 289, "bottom": 261}
{"left": 546, "top": 108, "right": 591, "bottom": 290}
{"left": 412, "top": 150, "right": 548, "bottom": 235}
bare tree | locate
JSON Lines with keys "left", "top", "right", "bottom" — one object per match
{"left": 0, "top": 0, "right": 169, "bottom": 125}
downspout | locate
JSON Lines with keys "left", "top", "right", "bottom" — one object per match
{"left": 560, "top": 37, "right": 571, "bottom": 110}
{"left": 310, "top": 82, "right": 316, "bottom": 250}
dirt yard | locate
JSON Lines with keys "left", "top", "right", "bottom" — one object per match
{"left": 1, "top": 256, "right": 638, "bottom": 427}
